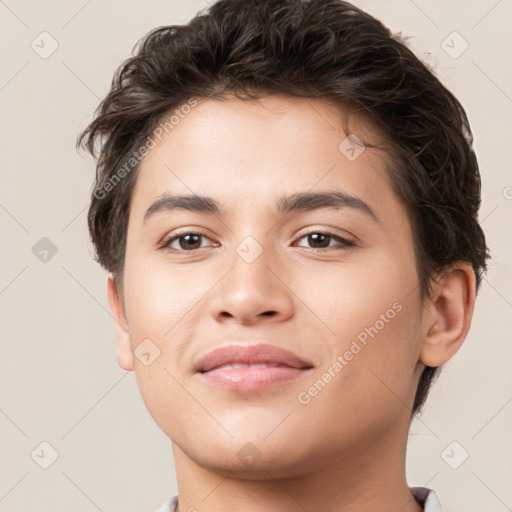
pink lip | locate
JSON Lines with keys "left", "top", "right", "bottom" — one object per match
{"left": 195, "top": 344, "right": 313, "bottom": 391}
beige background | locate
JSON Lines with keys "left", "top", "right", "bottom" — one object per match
{"left": 1, "top": 1, "right": 511, "bottom": 511}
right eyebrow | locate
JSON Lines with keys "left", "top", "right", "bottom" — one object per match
{"left": 143, "top": 194, "right": 220, "bottom": 224}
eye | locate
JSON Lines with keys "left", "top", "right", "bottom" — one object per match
{"left": 161, "top": 231, "right": 217, "bottom": 252}
{"left": 294, "top": 230, "right": 355, "bottom": 250}
{"left": 160, "top": 229, "right": 355, "bottom": 253}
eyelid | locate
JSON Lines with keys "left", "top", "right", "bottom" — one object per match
{"left": 158, "top": 227, "right": 215, "bottom": 249}
{"left": 294, "top": 225, "right": 357, "bottom": 243}
{"left": 293, "top": 228, "right": 356, "bottom": 249}
{"left": 159, "top": 226, "right": 357, "bottom": 253}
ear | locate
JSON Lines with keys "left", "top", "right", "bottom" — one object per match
{"left": 420, "top": 263, "right": 476, "bottom": 367}
{"left": 107, "top": 274, "right": 134, "bottom": 371}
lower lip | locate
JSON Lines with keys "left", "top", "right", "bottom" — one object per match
{"left": 199, "top": 366, "right": 310, "bottom": 391}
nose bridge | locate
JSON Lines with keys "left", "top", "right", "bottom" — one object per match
{"left": 226, "top": 205, "right": 279, "bottom": 283}
{"left": 209, "top": 231, "right": 294, "bottom": 323}
{"left": 229, "top": 233, "right": 278, "bottom": 299}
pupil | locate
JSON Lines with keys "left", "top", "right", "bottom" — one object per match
{"left": 181, "top": 234, "right": 201, "bottom": 250}
{"left": 309, "top": 233, "right": 329, "bottom": 248}
{"left": 177, "top": 233, "right": 332, "bottom": 251}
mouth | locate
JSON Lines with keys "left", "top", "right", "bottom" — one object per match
{"left": 195, "top": 343, "right": 314, "bottom": 391}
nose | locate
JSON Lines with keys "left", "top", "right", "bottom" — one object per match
{"left": 208, "top": 239, "right": 295, "bottom": 326}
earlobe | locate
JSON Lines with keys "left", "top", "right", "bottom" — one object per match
{"left": 420, "top": 263, "right": 476, "bottom": 368}
{"left": 107, "top": 274, "right": 134, "bottom": 372}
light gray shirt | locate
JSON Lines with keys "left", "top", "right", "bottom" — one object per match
{"left": 155, "top": 486, "right": 442, "bottom": 511}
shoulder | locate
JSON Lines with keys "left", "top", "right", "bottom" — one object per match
{"left": 410, "top": 487, "right": 443, "bottom": 512}
{"left": 155, "top": 491, "right": 441, "bottom": 512}
{"left": 152, "top": 494, "right": 179, "bottom": 512}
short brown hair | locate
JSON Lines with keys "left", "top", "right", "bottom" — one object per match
{"left": 77, "top": 0, "right": 490, "bottom": 416}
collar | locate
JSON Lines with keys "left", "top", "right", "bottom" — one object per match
{"left": 157, "top": 486, "right": 442, "bottom": 512}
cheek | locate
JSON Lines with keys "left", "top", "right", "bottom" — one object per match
{"left": 295, "top": 244, "right": 420, "bottom": 352}
{"left": 122, "top": 257, "right": 218, "bottom": 435}
{"left": 291, "top": 248, "right": 422, "bottom": 440}
{"left": 122, "top": 232, "right": 423, "bottom": 446}
{"left": 123, "top": 256, "right": 207, "bottom": 340}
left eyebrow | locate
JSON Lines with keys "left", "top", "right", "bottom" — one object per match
{"left": 277, "top": 191, "right": 378, "bottom": 222}
{"left": 143, "top": 190, "right": 378, "bottom": 224}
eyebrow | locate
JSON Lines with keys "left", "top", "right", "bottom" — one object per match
{"left": 143, "top": 190, "right": 378, "bottom": 223}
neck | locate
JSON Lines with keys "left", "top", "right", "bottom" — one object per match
{"left": 171, "top": 422, "right": 423, "bottom": 512}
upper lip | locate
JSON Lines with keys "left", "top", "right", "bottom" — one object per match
{"left": 195, "top": 344, "right": 314, "bottom": 372}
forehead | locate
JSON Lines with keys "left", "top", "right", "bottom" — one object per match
{"left": 130, "top": 94, "right": 401, "bottom": 222}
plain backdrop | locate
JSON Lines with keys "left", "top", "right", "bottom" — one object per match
{"left": 1, "top": 1, "right": 511, "bottom": 511}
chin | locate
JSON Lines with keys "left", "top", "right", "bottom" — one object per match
{"left": 179, "top": 436, "right": 312, "bottom": 480}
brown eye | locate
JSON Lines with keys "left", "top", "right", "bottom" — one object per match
{"left": 162, "top": 232, "right": 215, "bottom": 252}
{"left": 295, "top": 231, "right": 355, "bottom": 250}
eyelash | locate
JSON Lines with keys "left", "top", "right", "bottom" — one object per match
{"left": 159, "top": 229, "right": 356, "bottom": 253}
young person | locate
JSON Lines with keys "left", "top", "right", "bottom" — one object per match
{"left": 78, "top": 1, "right": 489, "bottom": 510}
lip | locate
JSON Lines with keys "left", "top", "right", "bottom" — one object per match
{"left": 195, "top": 343, "right": 314, "bottom": 391}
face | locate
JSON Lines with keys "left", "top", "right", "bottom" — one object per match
{"left": 114, "top": 94, "right": 428, "bottom": 477}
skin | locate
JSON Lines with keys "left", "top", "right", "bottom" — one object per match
{"left": 107, "top": 94, "right": 476, "bottom": 512}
